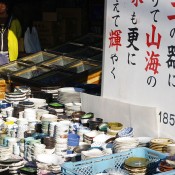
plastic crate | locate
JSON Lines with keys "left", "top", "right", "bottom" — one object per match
{"left": 156, "top": 170, "right": 175, "bottom": 175}
{"left": 61, "top": 147, "right": 167, "bottom": 175}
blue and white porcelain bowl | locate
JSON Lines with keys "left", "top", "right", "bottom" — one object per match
{"left": 117, "top": 127, "right": 133, "bottom": 137}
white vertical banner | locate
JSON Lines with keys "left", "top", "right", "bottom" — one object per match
{"left": 102, "top": 0, "right": 175, "bottom": 138}
{"left": 81, "top": 93, "right": 158, "bottom": 137}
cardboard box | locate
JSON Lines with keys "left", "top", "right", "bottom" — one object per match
{"left": 42, "top": 12, "right": 57, "bottom": 21}
{"left": 0, "top": 92, "right": 5, "bottom": 99}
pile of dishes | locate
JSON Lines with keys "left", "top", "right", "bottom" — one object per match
{"left": 57, "top": 87, "right": 84, "bottom": 104}
{"left": 35, "top": 153, "right": 64, "bottom": 175}
{"left": 150, "top": 138, "right": 174, "bottom": 153}
{"left": 123, "top": 157, "right": 151, "bottom": 175}
{"left": 113, "top": 137, "right": 139, "bottom": 153}
{"left": 0, "top": 157, "right": 26, "bottom": 175}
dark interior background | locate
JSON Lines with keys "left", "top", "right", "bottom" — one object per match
{"left": 12, "top": 0, "right": 104, "bottom": 37}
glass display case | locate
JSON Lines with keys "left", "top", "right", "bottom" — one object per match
{"left": 32, "top": 70, "right": 73, "bottom": 86}
{"left": 73, "top": 33, "right": 103, "bottom": 46}
{"left": 13, "top": 66, "right": 51, "bottom": 79}
{"left": 39, "top": 55, "right": 79, "bottom": 69}
{"left": 45, "top": 42, "right": 84, "bottom": 55}
{"left": 0, "top": 61, "right": 30, "bottom": 75}
{"left": 87, "top": 53, "right": 103, "bottom": 62}
{"left": 18, "top": 51, "right": 57, "bottom": 65}
{"left": 65, "top": 61, "right": 101, "bottom": 73}
{"left": 67, "top": 47, "right": 102, "bottom": 60}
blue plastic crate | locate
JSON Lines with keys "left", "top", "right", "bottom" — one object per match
{"left": 61, "top": 147, "right": 167, "bottom": 175}
{"left": 156, "top": 170, "right": 175, "bottom": 175}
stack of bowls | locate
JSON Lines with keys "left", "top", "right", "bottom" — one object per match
{"left": 41, "top": 114, "right": 57, "bottom": 134}
{"left": 71, "top": 111, "right": 86, "bottom": 123}
{"left": 54, "top": 121, "right": 70, "bottom": 156}
{"left": 117, "top": 127, "right": 134, "bottom": 137}
{"left": 123, "top": 157, "right": 151, "bottom": 174}
{"left": 23, "top": 108, "right": 37, "bottom": 122}
{"left": 49, "top": 122, "right": 59, "bottom": 137}
{"left": 88, "top": 118, "right": 103, "bottom": 130}
{"left": 150, "top": 138, "right": 174, "bottom": 153}
{"left": 48, "top": 102, "right": 65, "bottom": 116}
{"left": 27, "top": 143, "right": 46, "bottom": 161}
{"left": 36, "top": 153, "right": 64, "bottom": 174}
{"left": 113, "top": 137, "right": 139, "bottom": 153}
{"left": 43, "top": 137, "right": 55, "bottom": 149}
{"left": 136, "top": 137, "right": 153, "bottom": 148}
{"left": 64, "top": 102, "right": 82, "bottom": 116}
{"left": 83, "top": 130, "right": 100, "bottom": 144}
{"left": 107, "top": 122, "right": 123, "bottom": 136}
{"left": 81, "top": 112, "right": 94, "bottom": 126}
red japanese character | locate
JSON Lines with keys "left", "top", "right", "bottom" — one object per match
{"left": 131, "top": 0, "right": 143, "bottom": 7}
{"left": 145, "top": 51, "right": 161, "bottom": 74}
{"left": 146, "top": 25, "right": 162, "bottom": 49}
{"left": 109, "top": 30, "right": 122, "bottom": 51}
{"left": 168, "top": 2, "right": 175, "bottom": 20}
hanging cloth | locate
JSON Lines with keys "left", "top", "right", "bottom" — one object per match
{"left": 24, "top": 26, "right": 41, "bottom": 53}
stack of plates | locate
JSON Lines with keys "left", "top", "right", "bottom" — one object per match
{"left": 81, "top": 149, "right": 106, "bottom": 160}
{"left": 28, "top": 98, "right": 47, "bottom": 109}
{"left": 36, "top": 154, "right": 64, "bottom": 174}
{"left": 41, "top": 87, "right": 60, "bottom": 100}
{"left": 18, "top": 101, "right": 35, "bottom": 108}
{"left": 5, "top": 92, "right": 26, "bottom": 103}
{"left": 113, "top": 137, "right": 139, "bottom": 153}
{"left": 136, "top": 137, "right": 153, "bottom": 148}
{"left": 150, "top": 138, "right": 174, "bottom": 153}
{"left": 57, "top": 87, "right": 84, "bottom": 104}
{"left": 123, "top": 157, "right": 151, "bottom": 175}
{"left": 0, "top": 158, "right": 26, "bottom": 175}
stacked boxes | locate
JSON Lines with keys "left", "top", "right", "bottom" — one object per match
{"left": 0, "top": 79, "right": 6, "bottom": 99}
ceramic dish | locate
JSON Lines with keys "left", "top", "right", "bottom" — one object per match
{"left": 124, "top": 157, "right": 149, "bottom": 168}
